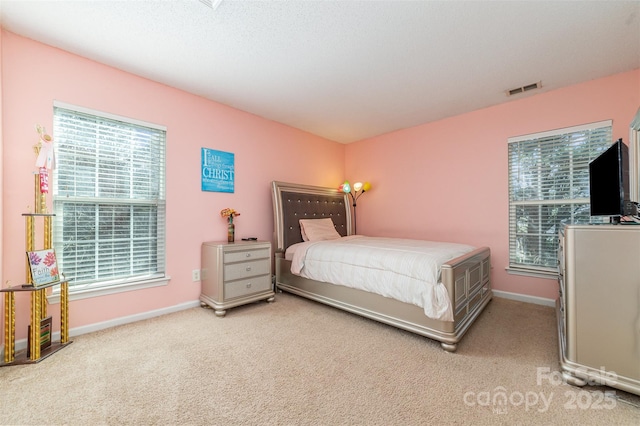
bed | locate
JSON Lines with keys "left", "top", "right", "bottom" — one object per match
{"left": 271, "top": 181, "right": 492, "bottom": 352}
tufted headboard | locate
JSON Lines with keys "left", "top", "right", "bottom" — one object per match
{"left": 271, "top": 181, "right": 352, "bottom": 254}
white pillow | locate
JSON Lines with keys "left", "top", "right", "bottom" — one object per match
{"left": 299, "top": 218, "right": 341, "bottom": 242}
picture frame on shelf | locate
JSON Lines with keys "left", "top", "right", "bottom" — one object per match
{"left": 26, "top": 249, "right": 60, "bottom": 287}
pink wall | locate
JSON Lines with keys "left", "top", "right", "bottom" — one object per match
{"left": 0, "top": 29, "right": 4, "bottom": 315}
{"left": 346, "top": 69, "right": 640, "bottom": 300}
{"left": 1, "top": 31, "right": 344, "bottom": 339}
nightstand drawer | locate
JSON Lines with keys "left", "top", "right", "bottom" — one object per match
{"left": 224, "top": 274, "right": 272, "bottom": 299}
{"left": 224, "top": 258, "right": 270, "bottom": 281}
{"left": 224, "top": 248, "right": 270, "bottom": 263}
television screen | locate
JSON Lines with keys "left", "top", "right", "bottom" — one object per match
{"left": 588, "top": 138, "right": 631, "bottom": 217}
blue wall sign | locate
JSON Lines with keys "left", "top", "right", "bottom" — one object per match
{"left": 201, "top": 148, "right": 235, "bottom": 193}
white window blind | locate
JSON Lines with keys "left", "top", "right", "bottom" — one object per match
{"left": 52, "top": 104, "right": 166, "bottom": 292}
{"left": 508, "top": 121, "right": 612, "bottom": 274}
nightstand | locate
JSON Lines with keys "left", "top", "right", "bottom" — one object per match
{"left": 200, "top": 240, "right": 274, "bottom": 317}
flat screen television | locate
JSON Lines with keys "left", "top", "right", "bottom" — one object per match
{"left": 588, "top": 138, "right": 636, "bottom": 219}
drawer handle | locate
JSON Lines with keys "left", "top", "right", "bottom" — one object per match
{"left": 246, "top": 267, "right": 252, "bottom": 272}
{"left": 245, "top": 253, "right": 251, "bottom": 258}
{"left": 246, "top": 283, "right": 252, "bottom": 288}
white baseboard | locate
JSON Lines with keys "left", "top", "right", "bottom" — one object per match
{"left": 493, "top": 289, "right": 555, "bottom": 307}
{"left": 2, "top": 300, "right": 201, "bottom": 354}
{"left": 67, "top": 299, "right": 202, "bottom": 337}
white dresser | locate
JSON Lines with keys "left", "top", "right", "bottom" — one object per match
{"left": 200, "top": 240, "right": 275, "bottom": 317}
{"left": 557, "top": 224, "right": 640, "bottom": 395}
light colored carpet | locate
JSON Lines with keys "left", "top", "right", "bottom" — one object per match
{"left": 1, "top": 293, "right": 639, "bottom": 425}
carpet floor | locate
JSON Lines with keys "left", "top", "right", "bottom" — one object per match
{"left": 1, "top": 292, "right": 639, "bottom": 425}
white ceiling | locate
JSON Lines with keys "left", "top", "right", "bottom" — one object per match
{"left": 1, "top": 1, "right": 639, "bottom": 143}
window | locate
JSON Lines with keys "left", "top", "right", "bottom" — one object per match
{"left": 52, "top": 102, "right": 167, "bottom": 297}
{"left": 508, "top": 121, "right": 612, "bottom": 277}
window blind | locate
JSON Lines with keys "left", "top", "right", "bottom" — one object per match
{"left": 508, "top": 121, "right": 612, "bottom": 273}
{"left": 52, "top": 104, "right": 166, "bottom": 290}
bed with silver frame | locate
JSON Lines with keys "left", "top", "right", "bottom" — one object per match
{"left": 271, "top": 181, "right": 492, "bottom": 352}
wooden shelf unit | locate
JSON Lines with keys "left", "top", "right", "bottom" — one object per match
{"left": 1, "top": 213, "right": 71, "bottom": 366}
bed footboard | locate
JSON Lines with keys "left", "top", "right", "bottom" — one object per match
{"left": 441, "top": 246, "right": 492, "bottom": 350}
{"left": 442, "top": 247, "right": 491, "bottom": 318}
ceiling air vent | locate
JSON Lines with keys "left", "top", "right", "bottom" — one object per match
{"left": 506, "top": 81, "right": 542, "bottom": 96}
{"left": 199, "top": 0, "right": 223, "bottom": 10}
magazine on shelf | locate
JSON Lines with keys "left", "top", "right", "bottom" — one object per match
{"left": 27, "top": 316, "right": 53, "bottom": 357}
{"left": 26, "top": 249, "right": 60, "bottom": 287}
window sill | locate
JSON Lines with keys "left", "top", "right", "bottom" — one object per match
{"left": 506, "top": 267, "right": 558, "bottom": 280}
{"left": 47, "top": 276, "right": 171, "bottom": 304}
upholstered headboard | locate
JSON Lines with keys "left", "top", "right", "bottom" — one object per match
{"left": 271, "top": 181, "right": 352, "bottom": 254}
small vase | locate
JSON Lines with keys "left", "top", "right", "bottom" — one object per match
{"left": 227, "top": 222, "right": 235, "bottom": 243}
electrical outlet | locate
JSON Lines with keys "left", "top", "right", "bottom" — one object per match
{"left": 192, "top": 269, "right": 201, "bottom": 282}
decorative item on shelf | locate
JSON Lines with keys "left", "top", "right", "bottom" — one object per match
{"left": 26, "top": 249, "right": 59, "bottom": 288}
{"left": 338, "top": 180, "right": 371, "bottom": 235}
{"left": 33, "top": 125, "right": 55, "bottom": 214}
{"left": 26, "top": 316, "right": 52, "bottom": 358}
{"left": 220, "top": 208, "right": 240, "bottom": 243}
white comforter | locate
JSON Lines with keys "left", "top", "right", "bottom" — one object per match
{"left": 289, "top": 236, "right": 475, "bottom": 321}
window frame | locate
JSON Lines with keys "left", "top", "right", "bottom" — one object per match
{"left": 506, "top": 120, "right": 613, "bottom": 279}
{"left": 629, "top": 107, "right": 640, "bottom": 203}
{"left": 50, "top": 101, "right": 169, "bottom": 302}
